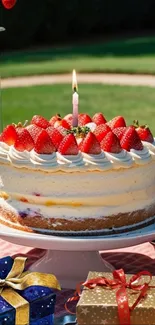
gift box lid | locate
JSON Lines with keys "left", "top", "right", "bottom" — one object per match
{"left": 0, "top": 256, "right": 58, "bottom": 325}
{"left": 76, "top": 271, "right": 155, "bottom": 325}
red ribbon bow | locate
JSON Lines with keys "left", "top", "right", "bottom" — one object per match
{"left": 65, "top": 269, "right": 155, "bottom": 325}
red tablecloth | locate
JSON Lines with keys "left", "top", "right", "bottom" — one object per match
{"left": 0, "top": 239, "right": 155, "bottom": 318}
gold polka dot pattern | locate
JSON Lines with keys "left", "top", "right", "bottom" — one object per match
{"left": 76, "top": 271, "right": 155, "bottom": 324}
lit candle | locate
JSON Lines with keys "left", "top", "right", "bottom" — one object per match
{"left": 72, "top": 70, "right": 79, "bottom": 127}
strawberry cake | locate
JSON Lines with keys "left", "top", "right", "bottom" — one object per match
{"left": 0, "top": 112, "right": 155, "bottom": 235}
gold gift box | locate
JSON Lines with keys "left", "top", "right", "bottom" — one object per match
{"left": 76, "top": 271, "right": 155, "bottom": 325}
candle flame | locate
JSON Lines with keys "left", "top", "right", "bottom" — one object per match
{"left": 72, "top": 70, "right": 78, "bottom": 92}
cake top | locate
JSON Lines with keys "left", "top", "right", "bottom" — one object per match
{"left": 0, "top": 112, "right": 154, "bottom": 154}
{"left": 0, "top": 112, "right": 154, "bottom": 172}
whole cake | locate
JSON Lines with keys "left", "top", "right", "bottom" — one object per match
{"left": 0, "top": 112, "right": 155, "bottom": 235}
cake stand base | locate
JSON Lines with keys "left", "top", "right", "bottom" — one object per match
{"left": 30, "top": 250, "right": 114, "bottom": 289}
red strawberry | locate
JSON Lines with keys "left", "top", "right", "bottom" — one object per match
{"left": 56, "top": 125, "right": 68, "bottom": 136}
{"left": 49, "top": 114, "right": 61, "bottom": 127}
{"left": 58, "top": 134, "right": 78, "bottom": 155}
{"left": 113, "top": 127, "right": 126, "bottom": 140}
{"left": 134, "top": 120, "right": 154, "bottom": 143}
{"left": 34, "top": 130, "right": 56, "bottom": 154}
{"left": 79, "top": 132, "right": 101, "bottom": 154}
{"left": 15, "top": 128, "right": 34, "bottom": 152}
{"left": 100, "top": 131, "right": 122, "bottom": 153}
{"left": 78, "top": 113, "right": 92, "bottom": 126}
{"left": 26, "top": 124, "right": 42, "bottom": 143}
{"left": 64, "top": 114, "right": 73, "bottom": 126}
{"left": 46, "top": 126, "right": 63, "bottom": 149}
{"left": 49, "top": 114, "right": 71, "bottom": 129}
{"left": 54, "top": 119, "right": 70, "bottom": 130}
{"left": 107, "top": 116, "right": 126, "bottom": 130}
{"left": 92, "top": 113, "right": 107, "bottom": 125}
{"left": 31, "top": 115, "right": 50, "bottom": 129}
{"left": 2, "top": 0, "right": 16, "bottom": 9}
{"left": 0, "top": 125, "right": 17, "bottom": 145}
{"left": 93, "top": 124, "right": 111, "bottom": 142}
{"left": 120, "top": 126, "right": 143, "bottom": 151}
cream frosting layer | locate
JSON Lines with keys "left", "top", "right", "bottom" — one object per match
{"left": 142, "top": 138, "right": 155, "bottom": 159}
{"left": 82, "top": 152, "right": 112, "bottom": 170}
{"left": 105, "top": 150, "right": 133, "bottom": 169}
{"left": 0, "top": 143, "right": 9, "bottom": 164}
{"left": 30, "top": 150, "right": 58, "bottom": 171}
{"left": 1, "top": 198, "right": 155, "bottom": 222}
{"left": 0, "top": 160, "right": 155, "bottom": 219}
{"left": 56, "top": 152, "right": 85, "bottom": 170}
{"left": 130, "top": 147, "right": 152, "bottom": 165}
{"left": 0, "top": 141, "right": 154, "bottom": 172}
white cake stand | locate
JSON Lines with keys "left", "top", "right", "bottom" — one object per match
{"left": 0, "top": 223, "right": 155, "bottom": 289}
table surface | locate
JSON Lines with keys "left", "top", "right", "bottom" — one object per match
{"left": 0, "top": 238, "right": 155, "bottom": 322}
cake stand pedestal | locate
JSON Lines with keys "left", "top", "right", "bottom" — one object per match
{"left": 0, "top": 224, "right": 155, "bottom": 324}
{"left": 30, "top": 250, "right": 113, "bottom": 289}
{"left": 0, "top": 223, "right": 155, "bottom": 289}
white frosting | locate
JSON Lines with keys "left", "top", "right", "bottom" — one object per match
{"left": 105, "top": 149, "right": 133, "bottom": 169}
{"left": 0, "top": 142, "right": 9, "bottom": 163}
{"left": 0, "top": 139, "right": 154, "bottom": 171}
{"left": 142, "top": 138, "right": 155, "bottom": 159}
{"left": 56, "top": 151, "right": 85, "bottom": 170}
{"left": 85, "top": 122, "right": 97, "bottom": 132}
{"left": 8, "top": 146, "right": 32, "bottom": 168}
{"left": 30, "top": 150, "right": 58, "bottom": 171}
{"left": 130, "top": 147, "right": 151, "bottom": 165}
{"left": 82, "top": 151, "right": 112, "bottom": 170}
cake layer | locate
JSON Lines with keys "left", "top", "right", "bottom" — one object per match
{"left": 0, "top": 137, "right": 155, "bottom": 234}
{"left": 0, "top": 157, "right": 155, "bottom": 231}
{"left": 0, "top": 198, "right": 155, "bottom": 233}
{"left": 0, "top": 160, "right": 155, "bottom": 217}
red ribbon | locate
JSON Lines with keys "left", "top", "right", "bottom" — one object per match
{"left": 65, "top": 269, "right": 155, "bottom": 325}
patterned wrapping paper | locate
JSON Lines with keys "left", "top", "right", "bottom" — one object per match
{"left": 76, "top": 271, "right": 155, "bottom": 325}
{"left": 0, "top": 256, "right": 60, "bottom": 325}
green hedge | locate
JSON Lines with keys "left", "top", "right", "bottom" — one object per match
{"left": 1, "top": 0, "right": 155, "bottom": 49}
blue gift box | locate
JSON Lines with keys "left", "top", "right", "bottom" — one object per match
{"left": 0, "top": 256, "right": 57, "bottom": 325}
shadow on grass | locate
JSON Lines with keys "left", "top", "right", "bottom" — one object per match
{"left": 1, "top": 35, "right": 155, "bottom": 64}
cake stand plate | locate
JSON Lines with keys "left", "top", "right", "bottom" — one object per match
{"left": 0, "top": 223, "right": 155, "bottom": 288}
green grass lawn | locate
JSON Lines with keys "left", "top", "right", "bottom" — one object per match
{"left": 1, "top": 35, "right": 155, "bottom": 78}
{"left": 1, "top": 84, "right": 155, "bottom": 134}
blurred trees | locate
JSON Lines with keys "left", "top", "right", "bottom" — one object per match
{"left": 1, "top": 0, "right": 155, "bottom": 49}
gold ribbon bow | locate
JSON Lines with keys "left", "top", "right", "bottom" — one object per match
{"left": 0, "top": 256, "right": 61, "bottom": 325}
